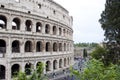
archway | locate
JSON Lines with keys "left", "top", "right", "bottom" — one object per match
{"left": 46, "top": 61, "right": 51, "bottom": 72}
{"left": 0, "top": 15, "right": 7, "bottom": 29}
{"left": 45, "top": 24, "right": 50, "bottom": 34}
{"left": 0, "top": 39, "right": 6, "bottom": 53}
{"left": 25, "top": 41, "right": 32, "bottom": 52}
{"left": 12, "top": 40, "right": 20, "bottom": 53}
{"left": 64, "top": 58, "right": 67, "bottom": 67}
{"left": 11, "top": 64, "right": 20, "bottom": 77}
{"left": 12, "top": 18, "right": 20, "bottom": 30}
{"left": 36, "top": 41, "right": 42, "bottom": 52}
{"left": 53, "top": 26, "right": 57, "bottom": 35}
{"left": 25, "top": 63, "right": 32, "bottom": 75}
{"left": 46, "top": 42, "right": 51, "bottom": 52}
{"left": 59, "top": 59, "right": 62, "bottom": 68}
{"left": 53, "top": 42, "right": 57, "bottom": 52}
{"left": 25, "top": 20, "right": 32, "bottom": 31}
{"left": 36, "top": 22, "right": 42, "bottom": 32}
{"left": 53, "top": 60, "right": 57, "bottom": 70}
{"left": 0, "top": 65, "right": 5, "bottom": 79}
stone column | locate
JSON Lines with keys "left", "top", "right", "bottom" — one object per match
{"left": 43, "top": 61, "right": 46, "bottom": 74}
{"left": 20, "top": 18, "right": 25, "bottom": 31}
{"left": 6, "top": 62, "right": 11, "bottom": 80}
{"left": 42, "top": 22, "right": 45, "bottom": 34}
{"left": 32, "top": 21, "right": 36, "bottom": 33}
{"left": 20, "top": 39, "right": 25, "bottom": 54}
{"left": 6, "top": 36, "right": 11, "bottom": 56}
{"left": 6, "top": 16, "right": 12, "bottom": 30}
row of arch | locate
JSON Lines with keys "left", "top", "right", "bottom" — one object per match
{"left": 0, "top": 15, "right": 72, "bottom": 37}
{"left": 0, "top": 39, "right": 72, "bottom": 53}
{"left": 0, "top": 57, "right": 71, "bottom": 79}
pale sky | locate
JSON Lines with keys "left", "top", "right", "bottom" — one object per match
{"left": 54, "top": 0, "right": 106, "bottom": 43}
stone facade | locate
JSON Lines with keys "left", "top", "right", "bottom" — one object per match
{"left": 0, "top": 0, "right": 74, "bottom": 80}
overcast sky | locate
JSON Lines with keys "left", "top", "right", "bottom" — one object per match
{"left": 54, "top": 0, "right": 106, "bottom": 43}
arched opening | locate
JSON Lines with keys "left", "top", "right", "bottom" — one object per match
{"left": 53, "top": 60, "right": 57, "bottom": 70}
{"left": 59, "top": 43, "right": 62, "bottom": 51}
{"left": 36, "top": 41, "right": 42, "bottom": 52}
{"left": 0, "top": 65, "right": 5, "bottom": 79}
{"left": 67, "top": 57, "right": 69, "bottom": 65}
{"left": 25, "top": 20, "right": 32, "bottom": 31}
{"left": 63, "top": 29, "right": 66, "bottom": 36}
{"left": 25, "top": 63, "right": 32, "bottom": 75}
{"left": 64, "top": 58, "right": 66, "bottom": 67}
{"left": 53, "top": 26, "right": 57, "bottom": 35}
{"left": 11, "top": 64, "right": 20, "bottom": 77}
{"left": 12, "top": 18, "right": 20, "bottom": 30}
{"left": 25, "top": 41, "right": 32, "bottom": 52}
{"left": 64, "top": 43, "right": 66, "bottom": 51}
{"left": 12, "top": 40, "right": 20, "bottom": 53}
{"left": 36, "top": 62, "right": 42, "bottom": 69}
{"left": 0, "top": 15, "right": 7, "bottom": 29}
{"left": 59, "top": 28, "right": 62, "bottom": 36}
{"left": 45, "top": 24, "right": 50, "bottom": 34}
{"left": 0, "top": 39, "right": 6, "bottom": 53}
{"left": 59, "top": 59, "right": 62, "bottom": 68}
{"left": 53, "top": 42, "right": 57, "bottom": 52}
{"left": 36, "top": 22, "right": 42, "bottom": 32}
{"left": 46, "top": 61, "right": 51, "bottom": 72}
{"left": 46, "top": 42, "right": 51, "bottom": 52}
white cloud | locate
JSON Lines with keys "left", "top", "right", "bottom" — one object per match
{"left": 54, "top": 0, "right": 106, "bottom": 43}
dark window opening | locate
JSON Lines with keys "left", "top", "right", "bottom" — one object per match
{"left": 36, "top": 41, "right": 42, "bottom": 52}
{"left": 28, "top": 11, "right": 31, "bottom": 14}
{"left": 59, "top": 59, "right": 62, "bottom": 68}
{"left": 0, "top": 39, "right": 6, "bottom": 53}
{"left": 25, "top": 63, "right": 31, "bottom": 75}
{"left": 25, "top": 20, "right": 32, "bottom": 31}
{"left": 0, "top": 15, "right": 7, "bottom": 29}
{"left": 53, "top": 26, "right": 57, "bottom": 35}
{"left": 12, "top": 40, "right": 20, "bottom": 53}
{"left": 0, "top": 65, "right": 5, "bottom": 79}
{"left": 1, "top": 5, "right": 5, "bottom": 8}
{"left": 53, "top": 10, "right": 56, "bottom": 14}
{"left": 53, "top": 43, "right": 57, "bottom": 52}
{"left": 64, "top": 58, "right": 66, "bottom": 67}
{"left": 59, "top": 28, "right": 62, "bottom": 36}
{"left": 64, "top": 43, "right": 66, "bottom": 51}
{"left": 53, "top": 60, "right": 57, "bottom": 70}
{"left": 25, "top": 41, "right": 32, "bottom": 52}
{"left": 36, "top": 22, "right": 42, "bottom": 32}
{"left": 45, "top": 24, "right": 50, "bottom": 34}
{"left": 38, "top": 4, "right": 41, "bottom": 9}
{"left": 11, "top": 64, "right": 20, "bottom": 77}
{"left": 59, "top": 43, "right": 62, "bottom": 51}
{"left": 46, "top": 42, "right": 50, "bottom": 52}
{"left": 46, "top": 61, "right": 50, "bottom": 72}
{"left": 12, "top": 18, "right": 20, "bottom": 30}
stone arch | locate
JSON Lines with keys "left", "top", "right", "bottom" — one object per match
{"left": 46, "top": 61, "right": 51, "bottom": 72}
{"left": 53, "top": 42, "right": 57, "bottom": 52}
{"left": 64, "top": 58, "right": 67, "bottom": 67}
{"left": 36, "top": 22, "right": 42, "bottom": 32}
{"left": 12, "top": 40, "right": 20, "bottom": 53}
{"left": 59, "top": 43, "right": 62, "bottom": 51}
{"left": 45, "top": 24, "right": 50, "bottom": 34}
{"left": 64, "top": 43, "right": 66, "bottom": 51}
{"left": 53, "top": 60, "right": 57, "bottom": 70}
{"left": 25, "top": 41, "right": 32, "bottom": 52}
{"left": 59, "top": 59, "right": 62, "bottom": 68}
{"left": 59, "top": 28, "right": 62, "bottom": 36}
{"left": 25, "top": 20, "right": 32, "bottom": 31}
{"left": 0, "top": 39, "right": 6, "bottom": 53}
{"left": 0, "top": 15, "right": 7, "bottom": 29}
{"left": 25, "top": 63, "right": 32, "bottom": 75}
{"left": 67, "top": 57, "right": 69, "bottom": 65}
{"left": 0, "top": 65, "right": 5, "bottom": 79}
{"left": 63, "top": 29, "right": 66, "bottom": 36}
{"left": 46, "top": 42, "right": 51, "bottom": 52}
{"left": 53, "top": 26, "right": 57, "bottom": 35}
{"left": 11, "top": 64, "right": 20, "bottom": 77}
{"left": 36, "top": 62, "right": 42, "bottom": 68}
{"left": 36, "top": 41, "right": 42, "bottom": 52}
{"left": 12, "top": 17, "right": 20, "bottom": 30}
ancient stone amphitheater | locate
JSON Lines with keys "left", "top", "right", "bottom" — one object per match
{"left": 0, "top": 0, "right": 74, "bottom": 80}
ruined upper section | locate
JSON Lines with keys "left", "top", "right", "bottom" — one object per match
{"left": 0, "top": 0, "right": 73, "bottom": 27}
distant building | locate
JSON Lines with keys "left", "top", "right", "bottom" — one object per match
{"left": 74, "top": 46, "right": 94, "bottom": 58}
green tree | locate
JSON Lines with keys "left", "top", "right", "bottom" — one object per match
{"left": 71, "top": 59, "right": 118, "bottom": 80}
{"left": 99, "top": 0, "right": 120, "bottom": 64}
{"left": 90, "top": 46, "right": 107, "bottom": 60}
{"left": 14, "top": 62, "right": 47, "bottom": 80}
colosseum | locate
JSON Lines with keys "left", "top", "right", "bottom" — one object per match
{"left": 0, "top": 0, "right": 74, "bottom": 80}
